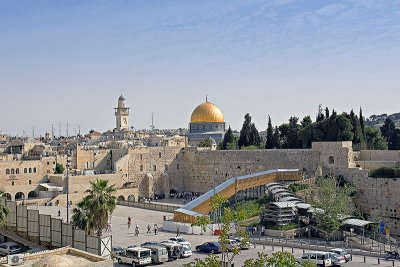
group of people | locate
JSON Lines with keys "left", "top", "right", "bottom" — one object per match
{"left": 249, "top": 225, "right": 265, "bottom": 237}
{"left": 128, "top": 216, "right": 159, "bottom": 236}
{"left": 170, "top": 191, "right": 199, "bottom": 203}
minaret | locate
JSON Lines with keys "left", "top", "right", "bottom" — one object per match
{"left": 114, "top": 95, "right": 130, "bottom": 130}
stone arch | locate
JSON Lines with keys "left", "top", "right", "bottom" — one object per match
{"left": 15, "top": 192, "right": 25, "bottom": 200}
{"left": 33, "top": 167, "right": 37, "bottom": 173}
{"left": 11, "top": 169, "right": 15, "bottom": 174}
{"left": 55, "top": 200, "right": 60, "bottom": 206}
{"left": 127, "top": 194, "right": 136, "bottom": 202}
{"left": 6, "top": 169, "right": 10, "bottom": 175}
{"left": 28, "top": 191, "right": 38, "bottom": 199}
{"left": 16, "top": 168, "right": 19, "bottom": 174}
{"left": 29, "top": 168, "right": 32, "bottom": 173}
{"left": 2, "top": 193, "right": 11, "bottom": 201}
{"left": 117, "top": 195, "right": 125, "bottom": 201}
{"left": 24, "top": 168, "right": 27, "bottom": 173}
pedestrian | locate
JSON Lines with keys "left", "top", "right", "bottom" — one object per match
{"left": 147, "top": 223, "right": 151, "bottom": 234}
{"left": 177, "top": 226, "right": 180, "bottom": 236}
{"left": 128, "top": 216, "right": 131, "bottom": 229}
{"left": 58, "top": 210, "right": 61, "bottom": 217}
{"left": 154, "top": 224, "right": 158, "bottom": 235}
{"left": 135, "top": 224, "right": 139, "bottom": 237}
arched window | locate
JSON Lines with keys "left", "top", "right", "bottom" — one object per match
{"left": 24, "top": 168, "right": 27, "bottom": 173}
{"left": 328, "top": 156, "right": 335, "bottom": 164}
{"left": 33, "top": 167, "right": 37, "bottom": 173}
{"left": 6, "top": 169, "right": 10, "bottom": 175}
{"left": 11, "top": 169, "right": 15, "bottom": 174}
{"left": 29, "top": 180, "right": 32, "bottom": 185}
{"left": 11, "top": 181, "right": 14, "bottom": 186}
{"left": 16, "top": 168, "right": 19, "bottom": 174}
{"left": 29, "top": 168, "right": 32, "bottom": 173}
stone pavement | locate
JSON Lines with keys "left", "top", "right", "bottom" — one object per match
{"left": 29, "top": 205, "right": 400, "bottom": 267}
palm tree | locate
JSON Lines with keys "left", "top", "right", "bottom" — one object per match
{"left": 73, "top": 179, "right": 117, "bottom": 237}
{"left": 0, "top": 191, "right": 9, "bottom": 225}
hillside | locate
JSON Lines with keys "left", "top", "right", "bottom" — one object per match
{"left": 366, "top": 112, "right": 400, "bottom": 128}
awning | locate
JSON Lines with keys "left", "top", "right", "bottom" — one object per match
{"left": 342, "top": 218, "right": 377, "bottom": 228}
{"left": 39, "top": 183, "right": 63, "bottom": 192}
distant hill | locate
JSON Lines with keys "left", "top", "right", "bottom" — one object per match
{"left": 366, "top": 112, "right": 400, "bottom": 128}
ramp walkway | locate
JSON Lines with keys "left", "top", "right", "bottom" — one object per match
{"left": 174, "top": 169, "right": 302, "bottom": 223}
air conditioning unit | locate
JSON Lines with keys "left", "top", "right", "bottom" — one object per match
{"left": 8, "top": 254, "right": 24, "bottom": 266}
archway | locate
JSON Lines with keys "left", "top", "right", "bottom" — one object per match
{"left": 28, "top": 191, "right": 38, "bottom": 199}
{"left": 127, "top": 194, "right": 135, "bottom": 202}
{"left": 117, "top": 195, "right": 125, "bottom": 201}
{"left": 15, "top": 192, "right": 25, "bottom": 201}
{"left": 55, "top": 200, "right": 60, "bottom": 206}
{"left": 2, "top": 193, "right": 11, "bottom": 201}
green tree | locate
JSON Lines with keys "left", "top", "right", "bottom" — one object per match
{"left": 381, "top": 118, "right": 400, "bottom": 150}
{"left": 72, "top": 179, "right": 116, "bottom": 237}
{"left": 272, "top": 126, "right": 280, "bottom": 148}
{"left": 287, "top": 117, "right": 300, "bottom": 148}
{"left": 308, "top": 175, "right": 355, "bottom": 233}
{"left": 301, "top": 116, "right": 312, "bottom": 128}
{"left": 244, "top": 252, "right": 316, "bottom": 267}
{"left": 192, "top": 215, "right": 211, "bottom": 235}
{"left": 199, "top": 138, "right": 213, "bottom": 148}
{"left": 325, "top": 107, "right": 330, "bottom": 119}
{"left": 265, "top": 116, "right": 274, "bottom": 149}
{"left": 359, "top": 107, "right": 366, "bottom": 141}
{"left": 250, "top": 123, "right": 261, "bottom": 147}
{"left": 350, "top": 109, "right": 364, "bottom": 144}
{"left": 278, "top": 124, "right": 289, "bottom": 148}
{"left": 365, "top": 126, "right": 388, "bottom": 150}
{"left": 316, "top": 104, "right": 325, "bottom": 122}
{"left": 0, "top": 191, "right": 10, "bottom": 225}
{"left": 238, "top": 114, "right": 252, "bottom": 148}
{"left": 55, "top": 163, "right": 65, "bottom": 174}
{"left": 222, "top": 126, "right": 236, "bottom": 150}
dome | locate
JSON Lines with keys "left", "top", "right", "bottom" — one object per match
{"left": 118, "top": 95, "right": 125, "bottom": 101}
{"left": 191, "top": 101, "right": 224, "bottom": 123}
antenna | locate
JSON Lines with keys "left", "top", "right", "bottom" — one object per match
{"left": 66, "top": 122, "right": 69, "bottom": 137}
{"left": 77, "top": 125, "right": 81, "bottom": 136}
{"left": 51, "top": 124, "right": 54, "bottom": 139}
{"left": 32, "top": 126, "right": 35, "bottom": 138}
{"left": 150, "top": 112, "right": 155, "bottom": 131}
{"left": 206, "top": 95, "right": 208, "bottom": 102}
{"left": 59, "top": 121, "right": 62, "bottom": 137}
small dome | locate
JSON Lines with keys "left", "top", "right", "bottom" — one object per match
{"left": 118, "top": 95, "right": 125, "bottom": 101}
{"left": 191, "top": 101, "right": 224, "bottom": 123}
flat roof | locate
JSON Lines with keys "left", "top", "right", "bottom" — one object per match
{"left": 342, "top": 218, "right": 377, "bottom": 227}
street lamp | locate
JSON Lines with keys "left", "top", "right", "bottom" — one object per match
{"left": 66, "top": 151, "right": 71, "bottom": 223}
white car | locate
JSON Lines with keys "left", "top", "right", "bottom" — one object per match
{"left": 181, "top": 245, "right": 192, "bottom": 258}
{"left": 168, "top": 237, "right": 191, "bottom": 249}
{"left": 330, "top": 248, "right": 351, "bottom": 262}
{"left": 117, "top": 247, "right": 152, "bottom": 266}
{"left": 298, "top": 251, "right": 333, "bottom": 267}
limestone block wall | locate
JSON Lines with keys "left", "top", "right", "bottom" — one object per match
{"left": 181, "top": 149, "right": 320, "bottom": 193}
{"left": 359, "top": 150, "right": 400, "bottom": 162}
{"left": 355, "top": 160, "right": 399, "bottom": 170}
{"left": 343, "top": 168, "right": 400, "bottom": 236}
{"left": 312, "top": 141, "right": 355, "bottom": 174}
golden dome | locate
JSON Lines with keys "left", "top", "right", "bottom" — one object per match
{"left": 191, "top": 101, "right": 224, "bottom": 123}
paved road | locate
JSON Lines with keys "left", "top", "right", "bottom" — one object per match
{"left": 31, "top": 205, "right": 399, "bottom": 267}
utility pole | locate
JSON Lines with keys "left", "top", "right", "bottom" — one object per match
{"left": 66, "top": 122, "right": 69, "bottom": 137}
{"left": 77, "top": 125, "right": 81, "bottom": 136}
{"left": 59, "top": 121, "right": 62, "bottom": 137}
{"left": 66, "top": 151, "right": 71, "bottom": 223}
{"left": 51, "top": 124, "right": 54, "bottom": 139}
{"left": 32, "top": 126, "right": 35, "bottom": 138}
{"left": 150, "top": 112, "right": 155, "bottom": 131}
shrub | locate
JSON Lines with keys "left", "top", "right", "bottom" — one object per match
{"left": 369, "top": 167, "right": 400, "bottom": 178}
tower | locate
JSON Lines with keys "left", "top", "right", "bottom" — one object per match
{"left": 114, "top": 95, "right": 130, "bottom": 130}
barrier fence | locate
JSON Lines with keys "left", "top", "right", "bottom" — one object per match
{"left": 0, "top": 197, "right": 112, "bottom": 258}
{"left": 117, "top": 200, "right": 177, "bottom": 213}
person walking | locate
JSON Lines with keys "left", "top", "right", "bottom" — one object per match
{"left": 154, "top": 224, "right": 158, "bottom": 235}
{"left": 128, "top": 216, "right": 131, "bottom": 229}
{"left": 177, "top": 226, "right": 180, "bottom": 236}
{"left": 135, "top": 224, "right": 139, "bottom": 237}
{"left": 147, "top": 223, "right": 151, "bottom": 234}
{"left": 58, "top": 210, "right": 61, "bottom": 217}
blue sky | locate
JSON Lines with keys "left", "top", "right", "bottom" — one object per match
{"left": 1, "top": 0, "right": 400, "bottom": 136}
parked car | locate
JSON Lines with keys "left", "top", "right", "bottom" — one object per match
{"left": 330, "top": 248, "right": 351, "bottom": 262}
{"left": 112, "top": 246, "right": 123, "bottom": 259}
{"left": 169, "top": 237, "right": 192, "bottom": 249}
{"left": 181, "top": 245, "right": 192, "bottom": 258}
{"left": 329, "top": 252, "right": 346, "bottom": 266}
{"left": 142, "top": 245, "right": 168, "bottom": 264}
{"left": 227, "top": 239, "right": 240, "bottom": 252}
{"left": 0, "top": 242, "right": 22, "bottom": 256}
{"left": 140, "top": 241, "right": 160, "bottom": 247}
{"left": 160, "top": 242, "right": 182, "bottom": 261}
{"left": 298, "top": 251, "right": 333, "bottom": 267}
{"left": 234, "top": 237, "right": 251, "bottom": 250}
{"left": 195, "top": 242, "right": 222, "bottom": 254}
{"left": 117, "top": 247, "right": 152, "bottom": 266}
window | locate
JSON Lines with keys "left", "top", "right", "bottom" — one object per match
{"left": 140, "top": 165, "right": 143, "bottom": 172}
{"left": 153, "top": 165, "right": 157, "bottom": 171}
{"left": 310, "top": 254, "right": 316, "bottom": 260}
{"left": 16, "top": 168, "right": 19, "bottom": 174}
{"left": 140, "top": 154, "right": 143, "bottom": 160}
{"left": 177, "top": 164, "right": 180, "bottom": 170}
{"left": 24, "top": 168, "right": 27, "bottom": 173}
{"left": 29, "top": 180, "right": 32, "bottom": 185}
{"left": 29, "top": 168, "right": 32, "bottom": 173}
{"left": 159, "top": 152, "right": 162, "bottom": 158}
{"left": 47, "top": 162, "right": 50, "bottom": 165}
{"left": 33, "top": 167, "right": 37, "bottom": 173}
{"left": 328, "top": 156, "right": 335, "bottom": 164}
{"left": 11, "top": 181, "right": 14, "bottom": 186}
{"left": 11, "top": 169, "right": 14, "bottom": 174}
{"left": 6, "top": 169, "right": 9, "bottom": 175}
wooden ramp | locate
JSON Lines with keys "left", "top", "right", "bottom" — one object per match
{"left": 174, "top": 169, "right": 302, "bottom": 223}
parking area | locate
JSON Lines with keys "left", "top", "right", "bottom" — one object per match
{"left": 32, "top": 205, "right": 399, "bottom": 267}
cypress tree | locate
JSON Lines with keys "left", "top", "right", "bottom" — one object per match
{"left": 238, "top": 113, "right": 252, "bottom": 148}
{"left": 359, "top": 107, "right": 366, "bottom": 140}
{"left": 222, "top": 126, "right": 235, "bottom": 150}
{"left": 316, "top": 104, "right": 325, "bottom": 122}
{"left": 325, "top": 107, "right": 330, "bottom": 119}
{"left": 250, "top": 123, "right": 261, "bottom": 147}
{"left": 265, "top": 116, "right": 274, "bottom": 149}
{"left": 273, "top": 126, "right": 280, "bottom": 148}
{"left": 350, "top": 109, "right": 363, "bottom": 144}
